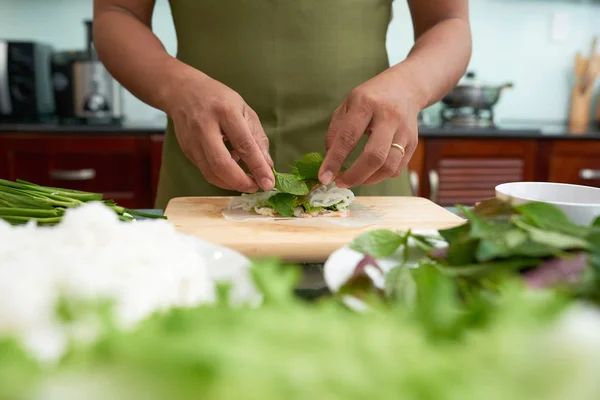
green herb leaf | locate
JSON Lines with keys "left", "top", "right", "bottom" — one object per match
{"left": 294, "top": 152, "right": 324, "bottom": 180}
{"left": 266, "top": 193, "right": 297, "bottom": 217}
{"left": 385, "top": 266, "right": 417, "bottom": 308}
{"left": 512, "top": 216, "right": 590, "bottom": 250}
{"left": 350, "top": 229, "right": 405, "bottom": 257}
{"left": 515, "top": 202, "right": 589, "bottom": 237}
{"left": 273, "top": 171, "right": 309, "bottom": 195}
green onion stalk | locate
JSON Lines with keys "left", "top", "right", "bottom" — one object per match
{"left": 0, "top": 179, "right": 166, "bottom": 226}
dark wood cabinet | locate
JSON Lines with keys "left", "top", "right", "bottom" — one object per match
{"left": 0, "top": 134, "right": 153, "bottom": 209}
{"left": 548, "top": 140, "right": 600, "bottom": 188}
{"left": 2, "top": 131, "right": 600, "bottom": 209}
{"left": 150, "top": 134, "right": 165, "bottom": 204}
{"left": 421, "top": 139, "right": 539, "bottom": 206}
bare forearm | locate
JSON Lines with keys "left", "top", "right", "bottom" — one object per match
{"left": 392, "top": 18, "right": 472, "bottom": 109}
{"left": 93, "top": 6, "right": 197, "bottom": 114}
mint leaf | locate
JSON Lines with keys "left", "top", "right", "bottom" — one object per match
{"left": 273, "top": 171, "right": 309, "bottom": 195}
{"left": 515, "top": 202, "right": 588, "bottom": 237}
{"left": 385, "top": 266, "right": 417, "bottom": 308}
{"left": 350, "top": 229, "right": 405, "bottom": 257}
{"left": 512, "top": 216, "right": 590, "bottom": 250}
{"left": 294, "top": 152, "right": 324, "bottom": 180}
{"left": 266, "top": 193, "right": 297, "bottom": 217}
{"left": 301, "top": 200, "right": 323, "bottom": 214}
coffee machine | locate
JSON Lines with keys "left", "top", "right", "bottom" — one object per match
{"left": 52, "top": 20, "right": 123, "bottom": 124}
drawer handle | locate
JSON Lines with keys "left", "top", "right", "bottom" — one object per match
{"left": 409, "top": 170, "right": 419, "bottom": 196}
{"left": 579, "top": 169, "right": 600, "bottom": 180}
{"left": 50, "top": 169, "right": 96, "bottom": 181}
{"left": 428, "top": 170, "right": 439, "bottom": 203}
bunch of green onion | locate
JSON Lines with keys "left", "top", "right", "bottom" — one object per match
{"left": 0, "top": 179, "right": 166, "bottom": 225}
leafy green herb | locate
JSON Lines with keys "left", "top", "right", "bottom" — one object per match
{"left": 266, "top": 193, "right": 298, "bottom": 217}
{"left": 273, "top": 171, "right": 309, "bottom": 196}
{"left": 294, "top": 152, "right": 324, "bottom": 180}
{"left": 350, "top": 229, "right": 406, "bottom": 257}
{"left": 384, "top": 266, "right": 417, "bottom": 308}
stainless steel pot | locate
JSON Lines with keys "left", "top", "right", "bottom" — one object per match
{"left": 442, "top": 72, "right": 513, "bottom": 109}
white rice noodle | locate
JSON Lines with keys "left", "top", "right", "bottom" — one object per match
{"left": 0, "top": 203, "right": 250, "bottom": 363}
{"left": 227, "top": 190, "right": 277, "bottom": 212}
{"left": 306, "top": 183, "right": 355, "bottom": 211}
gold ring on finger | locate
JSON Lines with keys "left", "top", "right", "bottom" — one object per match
{"left": 391, "top": 143, "right": 405, "bottom": 157}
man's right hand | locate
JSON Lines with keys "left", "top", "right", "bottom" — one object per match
{"left": 165, "top": 66, "right": 274, "bottom": 193}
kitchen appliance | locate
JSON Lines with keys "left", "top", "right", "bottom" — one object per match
{"left": 441, "top": 72, "right": 513, "bottom": 128}
{"left": 52, "top": 20, "right": 123, "bottom": 124}
{"left": 441, "top": 107, "right": 495, "bottom": 128}
{"left": 0, "top": 40, "right": 55, "bottom": 122}
{"left": 163, "top": 196, "right": 464, "bottom": 262}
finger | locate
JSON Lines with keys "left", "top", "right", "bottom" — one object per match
{"left": 335, "top": 114, "right": 395, "bottom": 188}
{"left": 325, "top": 105, "right": 344, "bottom": 152}
{"left": 197, "top": 121, "right": 259, "bottom": 193}
{"left": 363, "top": 132, "right": 411, "bottom": 186}
{"left": 230, "top": 149, "right": 241, "bottom": 163}
{"left": 319, "top": 103, "right": 372, "bottom": 185}
{"left": 221, "top": 113, "right": 274, "bottom": 191}
{"left": 245, "top": 108, "right": 274, "bottom": 168}
{"left": 194, "top": 151, "right": 240, "bottom": 191}
{"left": 183, "top": 140, "right": 239, "bottom": 191}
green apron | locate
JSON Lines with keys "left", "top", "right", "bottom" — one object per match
{"left": 155, "top": 0, "right": 412, "bottom": 209}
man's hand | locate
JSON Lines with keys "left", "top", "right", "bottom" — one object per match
{"left": 167, "top": 68, "right": 274, "bottom": 193}
{"left": 319, "top": 69, "right": 422, "bottom": 189}
{"left": 93, "top": 0, "right": 275, "bottom": 193}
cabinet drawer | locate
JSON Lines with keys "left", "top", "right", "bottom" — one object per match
{"left": 1, "top": 135, "right": 152, "bottom": 209}
{"left": 549, "top": 156, "right": 600, "bottom": 187}
{"left": 12, "top": 153, "right": 141, "bottom": 202}
{"left": 424, "top": 139, "right": 539, "bottom": 207}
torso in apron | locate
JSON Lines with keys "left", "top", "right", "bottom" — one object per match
{"left": 156, "top": 0, "right": 412, "bottom": 208}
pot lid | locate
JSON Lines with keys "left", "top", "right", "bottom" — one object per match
{"left": 456, "top": 71, "right": 486, "bottom": 88}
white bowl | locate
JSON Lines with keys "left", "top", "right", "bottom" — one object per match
{"left": 495, "top": 182, "right": 600, "bottom": 226}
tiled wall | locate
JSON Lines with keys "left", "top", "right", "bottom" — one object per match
{"left": 1, "top": 0, "right": 599, "bottom": 125}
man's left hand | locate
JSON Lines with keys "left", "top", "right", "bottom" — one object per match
{"left": 319, "top": 69, "right": 422, "bottom": 189}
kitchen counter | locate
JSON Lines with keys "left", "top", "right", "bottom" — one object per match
{"left": 2, "top": 121, "right": 600, "bottom": 139}
{"left": 0, "top": 121, "right": 165, "bottom": 134}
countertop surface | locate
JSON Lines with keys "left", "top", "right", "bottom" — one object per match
{"left": 2, "top": 120, "right": 600, "bottom": 139}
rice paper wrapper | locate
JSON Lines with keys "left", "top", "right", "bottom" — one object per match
{"left": 221, "top": 203, "right": 381, "bottom": 228}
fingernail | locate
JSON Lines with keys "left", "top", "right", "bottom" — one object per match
{"left": 321, "top": 171, "right": 334, "bottom": 185}
{"left": 265, "top": 152, "right": 274, "bottom": 166}
{"left": 261, "top": 177, "right": 274, "bottom": 190}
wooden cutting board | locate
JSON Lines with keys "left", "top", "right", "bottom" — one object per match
{"left": 164, "top": 196, "right": 464, "bottom": 262}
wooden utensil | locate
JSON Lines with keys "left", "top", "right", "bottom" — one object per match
{"left": 569, "top": 53, "right": 598, "bottom": 134}
{"left": 581, "top": 35, "right": 598, "bottom": 93}
{"left": 164, "top": 196, "right": 465, "bottom": 262}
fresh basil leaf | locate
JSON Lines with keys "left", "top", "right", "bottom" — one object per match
{"left": 294, "top": 152, "right": 324, "bottom": 180}
{"left": 411, "top": 234, "right": 443, "bottom": 252}
{"left": 515, "top": 202, "right": 589, "bottom": 237}
{"left": 385, "top": 266, "right": 417, "bottom": 308}
{"left": 474, "top": 229, "right": 528, "bottom": 262}
{"left": 350, "top": 229, "right": 405, "bottom": 257}
{"left": 437, "top": 258, "right": 541, "bottom": 278}
{"left": 273, "top": 171, "right": 309, "bottom": 195}
{"left": 410, "top": 264, "right": 464, "bottom": 340}
{"left": 593, "top": 216, "right": 600, "bottom": 227}
{"left": 512, "top": 216, "right": 590, "bottom": 250}
{"left": 587, "top": 226, "right": 600, "bottom": 250}
{"left": 266, "top": 193, "right": 297, "bottom": 217}
{"left": 301, "top": 200, "right": 323, "bottom": 214}
{"left": 473, "top": 197, "right": 515, "bottom": 218}
{"left": 438, "top": 223, "right": 469, "bottom": 243}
